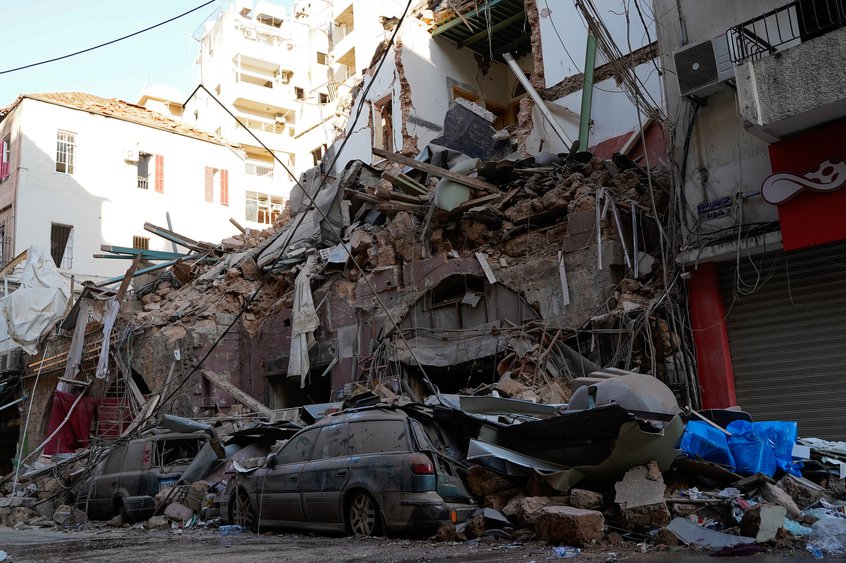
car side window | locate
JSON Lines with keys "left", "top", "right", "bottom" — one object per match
{"left": 103, "top": 445, "right": 127, "bottom": 474}
{"left": 277, "top": 428, "right": 320, "bottom": 464}
{"left": 312, "top": 423, "right": 350, "bottom": 459}
{"left": 349, "top": 420, "right": 410, "bottom": 455}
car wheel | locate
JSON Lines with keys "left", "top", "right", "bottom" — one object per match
{"left": 348, "top": 492, "right": 379, "bottom": 537}
{"left": 231, "top": 489, "right": 256, "bottom": 531}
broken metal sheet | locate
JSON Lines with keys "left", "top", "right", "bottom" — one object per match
{"left": 61, "top": 298, "right": 92, "bottom": 388}
{"left": 301, "top": 402, "right": 343, "bottom": 423}
{"left": 468, "top": 439, "right": 570, "bottom": 476}
{"left": 459, "top": 395, "right": 559, "bottom": 417}
{"left": 614, "top": 465, "right": 665, "bottom": 509}
{"left": 390, "top": 332, "right": 503, "bottom": 367}
{"left": 473, "top": 415, "right": 684, "bottom": 493}
{"left": 567, "top": 372, "right": 682, "bottom": 417}
{"left": 667, "top": 516, "right": 755, "bottom": 549}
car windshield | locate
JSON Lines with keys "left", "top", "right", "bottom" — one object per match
{"left": 155, "top": 438, "right": 203, "bottom": 468}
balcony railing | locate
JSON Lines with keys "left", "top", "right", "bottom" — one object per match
{"left": 245, "top": 161, "right": 274, "bottom": 177}
{"left": 728, "top": 0, "right": 846, "bottom": 63}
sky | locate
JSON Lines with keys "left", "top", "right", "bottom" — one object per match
{"left": 0, "top": 0, "right": 293, "bottom": 108}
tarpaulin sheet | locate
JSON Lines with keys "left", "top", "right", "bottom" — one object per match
{"left": 0, "top": 246, "right": 71, "bottom": 354}
{"left": 43, "top": 390, "right": 99, "bottom": 455}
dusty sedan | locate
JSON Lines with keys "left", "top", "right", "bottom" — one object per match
{"left": 221, "top": 408, "right": 475, "bottom": 536}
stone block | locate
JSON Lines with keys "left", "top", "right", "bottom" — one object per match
{"left": 163, "top": 502, "right": 194, "bottom": 521}
{"left": 51, "top": 505, "right": 73, "bottom": 525}
{"left": 534, "top": 505, "right": 605, "bottom": 546}
{"left": 569, "top": 489, "right": 604, "bottom": 510}
{"left": 147, "top": 515, "right": 171, "bottom": 529}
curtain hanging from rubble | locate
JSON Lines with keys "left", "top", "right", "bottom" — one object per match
{"left": 288, "top": 254, "right": 320, "bottom": 387}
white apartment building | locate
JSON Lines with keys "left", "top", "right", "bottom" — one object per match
{"left": 0, "top": 92, "right": 248, "bottom": 285}
{"left": 186, "top": 0, "right": 345, "bottom": 221}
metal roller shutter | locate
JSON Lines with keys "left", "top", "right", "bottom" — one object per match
{"left": 719, "top": 240, "right": 846, "bottom": 440}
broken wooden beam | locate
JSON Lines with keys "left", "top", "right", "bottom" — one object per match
{"left": 372, "top": 148, "right": 501, "bottom": 194}
{"left": 201, "top": 369, "right": 272, "bottom": 415}
{"left": 0, "top": 249, "right": 28, "bottom": 278}
{"left": 383, "top": 172, "right": 428, "bottom": 196}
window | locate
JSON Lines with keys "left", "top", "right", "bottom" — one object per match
{"left": 318, "top": 92, "right": 330, "bottom": 105}
{"left": 311, "top": 145, "right": 326, "bottom": 166}
{"left": 154, "top": 438, "right": 203, "bottom": 468}
{"left": 220, "top": 169, "right": 229, "bottom": 206}
{"left": 295, "top": 87, "right": 305, "bottom": 100}
{"left": 349, "top": 421, "right": 410, "bottom": 455}
{"left": 204, "top": 166, "right": 229, "bottom": 204}
{"left": 316, "top": 52, "right": 328, "bottom": 65}
{"left": 246, "top": 191, "right": 283, "bottom": 224}
{"left": 56, "top": 130, "right": 76, "bottom": 174}
{"left": 50, "top": 223, "right": 73, "bottom": 269}
{"left": 373, "top": 96, "right": 393, "bottom": 152}
{"left": 1, "top": 134, "right": 10, "bottom": 181}
{"left": 277, "top": 428, "right": 319, "bottom": 464}
{"left": 132, "top": 236, "right": 149, "bottom": 250}
{"left": 137, "top": 153, "right": 150, "bottom": 189}
{"left": 312, "top": 423, "right": 349, "bottom": 459}
{"left": 451, "top": 87, "right": 479, "bottom": 104}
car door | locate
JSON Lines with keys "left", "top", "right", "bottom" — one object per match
{"left": 300, "top": 422, "right": 350, "bottom": 524}
{"left": 259, "top": 428, "right": 320, "bottom": 523}
{"left": 89, "top": 444, "right": 127, "bottom": 517}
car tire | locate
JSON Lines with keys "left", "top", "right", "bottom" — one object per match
{"left": 231, "top": 489, "right": 256, "bottom": 531}
{"left": 347, "top": 491, "right": 380, "bottom": 537}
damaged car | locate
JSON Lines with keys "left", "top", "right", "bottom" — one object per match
{"left": 75, "top": 431, "right": 208, "bottom": 522}
{"left": 221, "top": 407, "right": 476, "bottom": 535}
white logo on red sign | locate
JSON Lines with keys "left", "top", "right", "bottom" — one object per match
{"left": 762, "top": 158, "right": 846, "bottom": 204}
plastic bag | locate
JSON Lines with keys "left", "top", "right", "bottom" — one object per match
{"left": 754, "top": 421, "right": 802, "bottom": 477}
{"left": 805, "top": 516, "right": 846, "bottom": 556}
{"left": 680, "top": 421, "right": 735, "bottom": 468}
{"left": 726, "top": 420, "right": 777, "bottom": 477}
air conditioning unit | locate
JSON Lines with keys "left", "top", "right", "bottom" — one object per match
{"left": 123, "top": 148, "right": 139, "bottom": 163}
{"left": 0, "top": 348, "right": 25, "bottom": 373}
{"left": 674, "top": 35, "right": 734, "bottom": 99}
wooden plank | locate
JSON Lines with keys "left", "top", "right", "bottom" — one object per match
{"left": 503, "top": 53, "right": 573, "bottom": 150}
{"left": 372, "top": 148, "right": 501, "bottom": 194}
{"left": 202, "top": 369, "right": 272, "bottom": 415}
{"left": 496, "top": 186, "right": 521, "bottom": 210}
{"left": 383, "top": 172, "right": 428, "bottom": 196}
{"left": 446, "top": 193, "right": 502, "bottom": 216}
{"left": 0, "top": 249, "right": 27, "bottom": 278}
{"left": 229, "top": 217, "right": 247, "bottom": 234}
{"left": 475, "top": 252, "right": 498, "bottom": 284}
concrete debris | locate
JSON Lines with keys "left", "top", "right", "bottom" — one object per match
{"left": 760, "top": 483, "right": 802, "bottom": 520}
{"left": 740, "top": 504, "right": 787, "bottom": 542}
{"left": 568, "top": 489, "right": 604, "bottom": 510}
{"left": 534, "top": 505, "right": 605, "bottom": 547}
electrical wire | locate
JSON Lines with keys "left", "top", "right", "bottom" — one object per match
{"left": 130, "top": 0, "right": 434, "bottom": 433}
{"left": 0, "top": 1, "right": 217, "bottom": 76}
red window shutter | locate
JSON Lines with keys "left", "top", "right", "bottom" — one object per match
{"left": 204, "top": 166, "right": 214, "bottom": 202}
{"left": 220, "top": 169, "right": 229, "bottom": 206}
{"left": 154, "top": 155, "right": 164, "bottom": 193}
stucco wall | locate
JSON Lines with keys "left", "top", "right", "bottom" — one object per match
{"left": 13, "top": 98, "right": 246, "bottom": 283}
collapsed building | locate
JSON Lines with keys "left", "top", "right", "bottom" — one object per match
{"left": 2, "top": 0, "right": 845, "bottom": 554}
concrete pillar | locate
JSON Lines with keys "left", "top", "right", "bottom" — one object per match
{"left": 687, "top": 262, "right": 737, "bottom": 409}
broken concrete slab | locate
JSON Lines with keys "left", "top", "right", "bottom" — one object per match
{"left": 668, "top": 517, "right": 755, "bottom": 549}
{"left": 760, "top": 482, "right": 801, "bottom": 519}
{"left": 163, "top": 501, "right": 193, "bottom": 521}
{"left": 615, "top": 464, "right": 665, "bottom": 509}
{"left": 777, "top": 474, "right": 826, "bottom": 509}
{"left": 534, "top": 505, "right": 605, "bottom": 547}
{"left": 740, "top": 504, "right": 786, "bottom": 542}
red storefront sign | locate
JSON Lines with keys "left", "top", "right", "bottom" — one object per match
{"left": 766, "top": 120, "right": 846, "bottom": 252}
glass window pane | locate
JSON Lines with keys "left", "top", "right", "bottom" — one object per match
{"left": 312, "top": 423, "right": 349, "bottom": 459}
{"left": 277, "top": 428, "right": 319, "bottom": 464}
{"left": 349, "top": 420, "right": 410, "bottom": 455}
